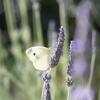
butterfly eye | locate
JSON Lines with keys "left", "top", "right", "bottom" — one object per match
{"left": 33, "top": 53, "right": 36, "bottom": 56}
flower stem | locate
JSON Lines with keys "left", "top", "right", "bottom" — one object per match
{"left": 41, "top": 82, "right": 45, "bottom": 100}
{"left": 87, "top": 29, "right": 96, "bottom": 88}
{"left": 67, "top": 87, "right": 70, "bottom": 100}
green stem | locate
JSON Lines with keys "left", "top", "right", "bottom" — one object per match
{"left": 18, "top": 0, "right": 29, "bottom": 27}
{"left": 41, "top": 82, "right": 45, "bottom": 100}
{"left": 32, "top": 1, "right": 43, "bottom": 45}
{"left": 87, "top": 48, "right": 96, "bottom": 88}
{"left": 87, "top": 30, "right": 96, "bottom": 88}
{"left": 67, "top": 87, "right": 70, "bottom": 100}
{"left": 3, "top": 0, "right": 16, "bottom": 33}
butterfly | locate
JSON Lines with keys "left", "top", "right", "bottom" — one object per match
{"left": 26, "top": 46, "right": 51, "bottom": 71}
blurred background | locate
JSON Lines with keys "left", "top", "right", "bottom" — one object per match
{"left": 0, "top": 0, "right": 100, "bottom": 100}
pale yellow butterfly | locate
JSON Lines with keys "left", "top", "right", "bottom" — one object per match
{"left": 26, "top": 46, "right": 51, "bottom": 71}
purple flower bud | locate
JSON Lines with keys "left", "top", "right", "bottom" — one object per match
{"left": 41, "top": 71, "right": 51, "bottom": 82}
{"left": 67, "top": 66, "right": 73, "bottom": 76}
{"left": 66, "top": 76, "right": 73, "bottom": 87}
{"left": 67, "top": 41, "right": 74, "bottom": 75}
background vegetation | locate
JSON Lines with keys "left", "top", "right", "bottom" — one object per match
{"left": 0, "top": 0, "right": 100, "bottom": 100}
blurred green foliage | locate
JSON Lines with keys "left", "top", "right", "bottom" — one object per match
{"left": 0, "top": 0, "right": 100, "bottom": 100}
{"left": 0, "top": 0, "right": 67, "bottom": 100}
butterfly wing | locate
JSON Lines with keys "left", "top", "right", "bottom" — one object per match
{"left": 26, "top": 46, "right": 50, "bottom": 71}
{"left": 33, "top": 51, "right": 50, "bottom": 71}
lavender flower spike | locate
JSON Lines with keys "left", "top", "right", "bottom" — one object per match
{"left": 41, "top": 26, "right": 64, "bottom": 100}
{"left": 66, "top": 41, "right": 74, "bottom": 87}
{"left": 41, "top": 72, "right": 52, "bottom": 100}
{"left": 50, "top": 26, "right": 65, "bottom": 68}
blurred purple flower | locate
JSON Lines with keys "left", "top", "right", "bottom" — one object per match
{"left": 70, "top": 40, "right": 86, "bottom": 53}
{"left": 69, "top": 40, "right": 88, "bottom": 76}
{"left": 71, "top": 86, "right": 95, "bottom": 100}
{"left": 69, "top": 0, "right": 92, "bottom": 78}
{"left": 73, "top": 58, "right": 87, "bottom": 76}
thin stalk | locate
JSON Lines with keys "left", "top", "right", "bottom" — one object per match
{"left": 87, "top": 52, "right": 96, "bottom": 87}
{"left": 18, "top": 0, "right": 31, "bottom": 46}
{"left": 67, "top": 87, "right": 70, "bottom": 100}
{"left": 3, "top": 0, "right": 16, "bottom": 33}
{"left": 87, "top": 29, "right": 96, "bottom": 88}
{"left": 32, "top": 1, "right": 43, "bottom": 45}
{"left": 41, "top": 82, "right": 45, "bottom": 100}
{"left": 18, "top": 0, "right": 29, "bottom": 27}
{"left": 3, "top": 0, "right": 20, "bottom": 48}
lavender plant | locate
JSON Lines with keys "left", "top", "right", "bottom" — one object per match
{"left": 69, "top": 1, "right": 96, "bottom": 100}
{"left": 41, "top": 71, "right": 51, "bottom": 100}
{"left": 41, "top": 26, "right": 65, "bottom": 100}
{"left": 66, "top": 41, "right": 74, "bottom": 100}
{"left": 1, "top": 0, "right": 100, "bottom": 100}
{"left": 50, "top": 26, "right": 65, "bottom": 68}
